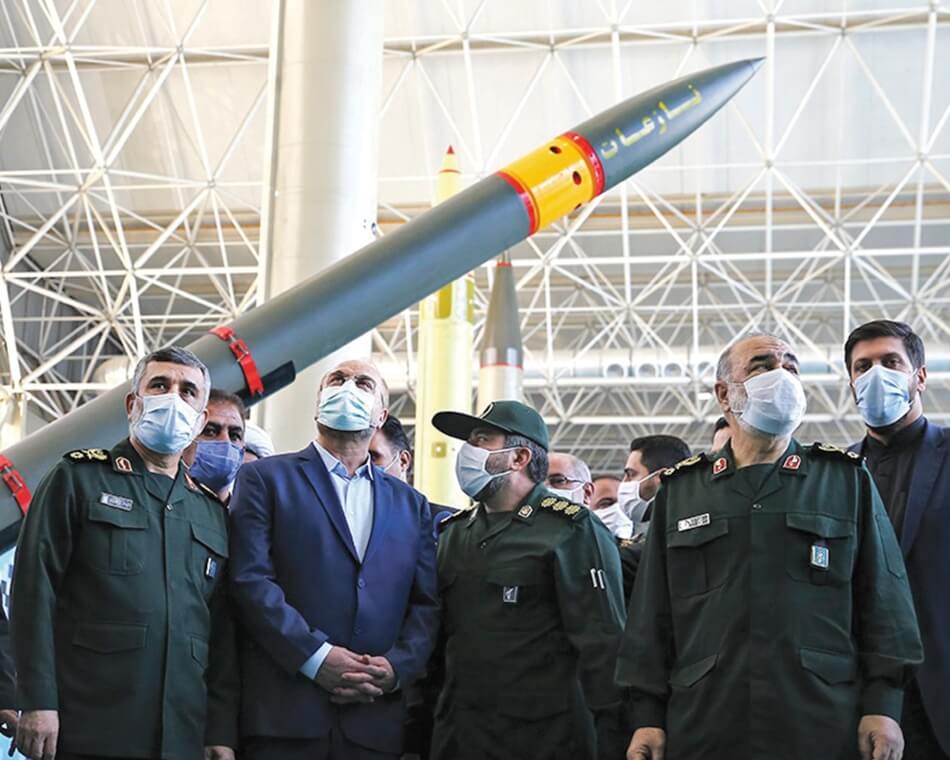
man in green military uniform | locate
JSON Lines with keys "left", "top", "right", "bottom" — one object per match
{"left": 618, "top": 334, "right": 923, "bottom": 760}
{"left": 429, "top": 401, "right": 626, "bottom": 760}
{"left": 11, "top": 347, "right": 238, "bottom": 760}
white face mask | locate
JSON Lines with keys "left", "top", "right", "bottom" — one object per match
{"left": 729, "top": 367, "right": 806, "bottom": 437}
{"left": 617, "top": 472, "right": 660, "bottom": 529}
{"left": 592, "top": 502, "right": 633, "bottom": 539}
{"left": 130, "top": 392, "right": 202, "bottom": 455}
{"left": 455, "top": 443, "right": 515, "bottom": 499}
{"left": 548, "top": 485, "right": 583, "bottom": 503}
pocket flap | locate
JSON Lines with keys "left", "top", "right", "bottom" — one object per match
{"left": 485, "top": 562, "right": 544, "bottom": 586}
{"left": 191, "top": 522, "right": 229, "bottom": 557}
{"left": 799, "top": 648, "right": 857, "bottom": 684}
{"left": 666, "top": 519, "right": 728, "bottom": 548}
{"left": 670, "top": 653, "right": 718, "bottom": 688}
{"left": 786, "top": 512, "right": 855, "bottom": 539}
{"left": 73, "top": 622, "right": 147, "bottom": 653}
{"left": 87, "top": 501, "right": 148, "bottom": 530}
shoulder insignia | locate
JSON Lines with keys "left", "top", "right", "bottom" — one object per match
{"left": 809, "top": 442, "right": 862, "bottom": 464}
{"left": 114, "top": 456, "right": 134, "bottom": 473}
{"left": 517, "top": 504, "right": 534, "bottom": 518}
{"left": 64, "top": 448, "right": 110, "bottom": 463}
{"left": 661, "top": 452, "right": 707, "bottom": 480}
{"left": 437, "top": 508, "right": 471, "bottom": 532}
{"left": 539, "top": 496, "right": 587, "bottom": 521}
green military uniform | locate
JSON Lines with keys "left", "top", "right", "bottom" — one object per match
{"left": 616, "top": 440, "right": 924, "bottom": 760}
{"left": 431, "top": 482, "right": 626, "bottom": 760}
{"left": 11, "top": 438, "right": 238, "bottom": 759}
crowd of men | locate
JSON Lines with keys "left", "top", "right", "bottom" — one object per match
{"left": 0, "top": 318, "right": 946, "bottom": 760}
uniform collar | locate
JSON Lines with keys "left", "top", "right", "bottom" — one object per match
{"left": 110, "top": 437, "right": 193, "bottom": 504}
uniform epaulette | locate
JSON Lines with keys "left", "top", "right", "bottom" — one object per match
{"left": 807, "top": 442, "right": 862, "bottom": 463}
{"left": 660, "top": 452, "right": 707, "bottom": 480}
{"left": 538, "top": 495, "right": 587, "bottom": 521}
{"left": 64, "top": 448, "right": 110, "bottom": 463}
{"left": 197, "top": 480, "right": 226, "bottom": 505}
{"left": 437, "top": 508, "right": 471, "bottom": 532}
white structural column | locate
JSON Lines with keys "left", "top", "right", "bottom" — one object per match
{"left": 261, "top": 0, "right": 383, "bottom": 451}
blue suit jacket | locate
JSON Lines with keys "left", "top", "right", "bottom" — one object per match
{"left": 228, "top": 444, "right": 439, "bottom": 752}
{"left": 852, "top": 420, "right": 950, "bottom": 753}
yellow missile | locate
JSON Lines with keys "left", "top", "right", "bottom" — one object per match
{"left": 413, "top": 146, "right": 474, "bottom": 508}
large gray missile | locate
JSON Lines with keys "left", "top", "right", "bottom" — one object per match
{"left": 0, "top": 58, "right": 762, "bottom": 545}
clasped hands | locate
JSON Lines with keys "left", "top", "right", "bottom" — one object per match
{"left": 316, "top": 646, "right": 396, "bottom": 704}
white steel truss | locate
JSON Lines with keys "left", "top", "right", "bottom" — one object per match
{"left": 0, "top": 1, "right": 948, "bottom": 478}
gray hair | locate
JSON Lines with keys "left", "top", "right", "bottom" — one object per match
{"left": 715, "top": 330, "right": 776, "bottom": 382}
{"left": 131, "top": 346, "right": 211, "bottom": 407}
{"left": 554, "top": 452, "right": 592, "bottom": 484}
{"left": 505, "top": 433, "right": 549, "bottom": 484}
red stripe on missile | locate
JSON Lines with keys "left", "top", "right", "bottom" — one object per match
{"left": 563, "top": 131, "right": 605, "bottom": 196}
{"left": 497, "top": 170, "right": 539, "bottom": 235}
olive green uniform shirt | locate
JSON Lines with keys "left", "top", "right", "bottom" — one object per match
{"left": 616, "top": 440, "right": 923, "bottom": 760}
{"left": 431, "top": 483, "right": 625, "bottom": 760}
{"left": 11, "top": 439, "right": 238, "bottom": 759}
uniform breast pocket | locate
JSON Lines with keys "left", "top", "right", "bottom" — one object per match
{"left": 784, "top": 512, "right": 856, "bottom": 585}
{"left": 666, "top": 520, "right": 731, "bottom": 597}
{"left": 189, "top": 522, "right": 229, "bottom": 596}
{"left": 485, "top": 562, "right": 547, "bottom": 629}
{"left": 84, "top": 502, "right": 148, "bottom": 575}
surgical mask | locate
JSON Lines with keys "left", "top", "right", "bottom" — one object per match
{"left": 617, "top": 475, "right": 658, "bottom": 529}
{"left": 190, "top": 440, "right": 244, "bottom": 492}
{"left": 380, "top": 452, "right": 402, "bottom": 477}
{"left": 731, "top": 368, "right": 806, "bottom": 437}
{"left": 130, "top": 393, "right": 202, "bottom": 455}
{"left": 854, "top": 365, "right": 913, "bottom": 428}
{"left": 593, "top": 502, "right": 633, "bottom": 539}
{"left": 455, "top": 443, "right": 515, "bottom": 499}
{"left": 318, "top": 379, "right": 377, "bottom": 432}
{"left": 548, "top": 485, "right": 582, "bottom": 503}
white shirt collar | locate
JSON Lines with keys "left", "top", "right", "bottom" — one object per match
{"left": 312, "top": 439, "right": 375, "bottom": 481}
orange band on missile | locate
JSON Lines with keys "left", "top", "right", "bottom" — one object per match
{"left": 497, "top": 170, "right": 539, "bottom": 235}
{"left": 563, "top": 131, "right": 605, "bottom": 196}
{"left": 497, "top": 134, "right": 598, "bottom": 234}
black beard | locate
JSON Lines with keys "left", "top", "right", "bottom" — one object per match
{"left": 476, "top": 471, "right": 509, "bottom": 502}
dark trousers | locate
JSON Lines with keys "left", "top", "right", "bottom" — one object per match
{"left": 242, "top": 735, "right": 398, "bottom": 760}
{"left": 903, "top": 681, "right": 949, "bottom": 759}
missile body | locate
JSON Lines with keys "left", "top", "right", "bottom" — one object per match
{"left": 0, "top": 59, "right": 762, "bottom": 545}
{"left": 413, "top": 147, "right": 473, "bottom": 508}
{"left": 477, "top": 255, "right": 523, "bottom": 411}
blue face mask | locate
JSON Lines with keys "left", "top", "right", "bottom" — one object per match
{"left": 854, "top": 365, "right": 913, "bottom": 428}
{"left": 318, "top": 379, "right": 377, "bottom": 432}
{"left": 190, "top": 440, "right": 244, "bottom": 492}
{"left": 130, "top": 393, "right": 202, "bottom": 454}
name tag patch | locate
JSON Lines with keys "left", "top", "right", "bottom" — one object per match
{"left": 677, "top": 513, "right": 711, "bottom": 532}
{"left": 502, "top": 586, "right": 519, "bottom": 604}
{"left": 99, "top": 492, "right": 133, "bottom": 511}
{"left": 205, "top": 557, "right": 218, "bottom": 579}
{"left": 810, "top": 543, "right": 830, "bottom": 570}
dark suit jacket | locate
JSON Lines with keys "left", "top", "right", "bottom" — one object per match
{"left": 228, "top": 445, "right": 439, "bottom": 754}
{"left": 853, "top": 419, "right": 950, "bottom": 753}
{"left": 0, "top": 604, "right": 15, "bottom": 709}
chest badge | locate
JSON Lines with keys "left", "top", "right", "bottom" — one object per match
{"left": 502, "top": 586, "right": 519, "bottom": 604}
{"left": 782, "top": 455, "right": 801, "bottom": 471}
{"left": 677, "top": 513, "right": 711, "bottom": 532}
{"left": 810, "top": 543, "right": 830, "bottom": 570}
{"left": 99, "top": 492, "right": 133, "bottom": 511}
{"left": 205, "top": 557, "right": 219, "bottom": 579}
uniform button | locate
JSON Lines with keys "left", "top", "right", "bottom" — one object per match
{"left": 479, "top": 541, "right": 488, "bottom": 549}
{"left": 165, "top": 503, "right": 173, "bottom": 512}
{"left": 752, "top": 503, "right": 762, "bottom": 511}
{"left": 358, "top": 578, "right": 366, "bottom": 589}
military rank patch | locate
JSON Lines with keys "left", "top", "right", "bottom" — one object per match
{"left": 65, "top": 448, "right": 109, "bottom": 463}
{"left": 114, "top": 456, "right": 133, "bottom": 473}
{"left": 564, "top": 505, "right": 581, "bottom": 516}
{"left": 517, "top": 505, "right": 534, "bottom": 518}
{"left": 502, "top": 586, "right": 519, "bottom": 604}
{"left": 678, "top": 513, "right": 711, "bottom": 532}
{"left": 540, "top": 497, "right": 557, "bottom": 508}
{"left": 99, "top": 492, "right": 133, "bottom": 511}
{"left": 782, "top": 455, "right": 801, "bottom": 471}
{"left": 712, "top": 457, "right": 728, "bottom": 475}
{"left": 810, "top": 543, "right": 829, "bottom": 570}
{"left": 810, "top": 442, "right": 862, "bottom": 464}
{"left": 552, "top": 500, "right": 568, "bottom": 511}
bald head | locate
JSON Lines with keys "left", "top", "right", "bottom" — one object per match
{"left": 716, "top": 334, "right": 799, "bottom": 385}
{"left": 546, "top": 452, "right": 593, "bottom": 507}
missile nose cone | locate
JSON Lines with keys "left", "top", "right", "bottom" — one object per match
{"left": 446, "top": 145, "right": 455, "bottom": 155}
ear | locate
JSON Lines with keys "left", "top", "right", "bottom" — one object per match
{"left": 581, "top": 481, "right": 594, "bottom": 507}
{"left": 714, "top": 380, "right": 731, "bottom": 413}
{"left": 194, "top": 409, "right": 209, "bottom": 436}
{"left": 376, "top": 406, "right": 390, "bottom": 428}
{"left": 399, "top": 449, "right": 412, "bottom": 474}
{"left": 511, "top": 445, "right": 533, "bottom": 472}
{"left": 125, "top": 392, "right": 136, "bottom": 418}
{"left": 916, "top": 365, "right": 927, "bottom": 393}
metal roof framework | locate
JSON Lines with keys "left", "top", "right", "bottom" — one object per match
{"left": 0, "top": 0, "right": 947, "bottom": 474}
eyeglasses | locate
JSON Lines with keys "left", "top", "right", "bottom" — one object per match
{"left": 546, "top": 475, "right": 584, "bottom": 489}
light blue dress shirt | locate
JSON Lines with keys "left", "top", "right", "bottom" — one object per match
{"left": 299, "top": 441, "right": 375, "bottom": 680}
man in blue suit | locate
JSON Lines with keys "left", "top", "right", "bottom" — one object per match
{"left": 846, "top": 320, "right": 950, "bottom": 758}
{"left": 229, "top": 358, "right": 439, "bottom": 760}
